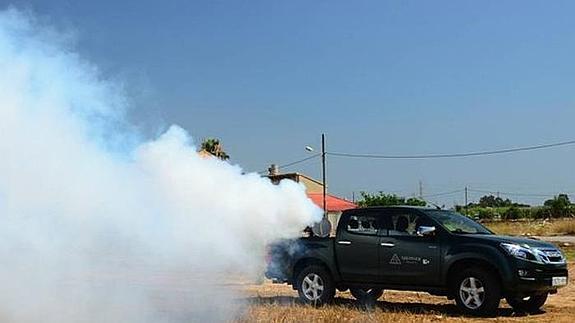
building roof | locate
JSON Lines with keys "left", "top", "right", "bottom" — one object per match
{"left": 197, "top": 149, "right": 214, "bottom": 159}
{"left": 307, "top": 193, "right": 357, "bottom": 212}
{"left": 266, "top": 172, "right": 324, "bottom": 186}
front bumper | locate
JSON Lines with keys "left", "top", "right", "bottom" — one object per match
{"left": 505, "top": 260, "right": 568, "bottom": 295}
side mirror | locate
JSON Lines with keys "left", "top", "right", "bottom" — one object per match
{"left": 416, "top": 226, "right": 436, "bottom": 237}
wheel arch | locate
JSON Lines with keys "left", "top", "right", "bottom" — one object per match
{"left": 292, "top": 258, "right": 334, "bottom": 286}
{"left": 443, "top": 244, "right": 514, "bottom": 291}
{"left": 445, "top": 257, "right": 503, "bottom": 293}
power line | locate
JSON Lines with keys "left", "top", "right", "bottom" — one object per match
{"left": 327, "top": 139, "right": 575, "bottom": 160}
{"left": 257, "top": 153, "right": 320, "bottom": 174}
{"left": 422, "top": 189, "right": 465, "bottom": 198}
{"left": 278, "top": 153, "right": 320, "bottom": 169}
{"left": 258, "top": 138, "right": 575, "bottom": 174}
{"left": 467, "top": 188, "right": 570, "bottom": 198}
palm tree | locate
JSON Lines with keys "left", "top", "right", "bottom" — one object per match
{"left": 200, "top": 138, "right": 230, "bottom": 160}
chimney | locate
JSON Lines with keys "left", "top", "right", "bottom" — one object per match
{"left": 268, "top": 164, "right": 279, "bottom": 176}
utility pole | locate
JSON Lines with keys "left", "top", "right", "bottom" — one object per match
{"left": 322, "top": 134, "right": 327, "bottom": 219}
{"left": 418, "top": 180, "right": 423, "bottom": 199}
{"left": 464, "top": 186, "right": 468, "bottom": 215}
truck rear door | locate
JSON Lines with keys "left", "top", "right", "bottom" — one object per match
{"left": 335, "top": 211, "right": 383, "bottom": 282}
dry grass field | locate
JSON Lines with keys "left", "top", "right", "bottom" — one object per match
{"left": 484, "top": 218, "right": 575, "bottom": 236}
{"left": 235, "top": 264, "right": 575, "bottom": 323}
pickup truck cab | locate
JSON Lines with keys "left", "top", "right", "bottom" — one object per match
{"left": 265, "top": 206, "right": 568, "bottom": 316}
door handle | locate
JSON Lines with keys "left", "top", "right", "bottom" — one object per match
{"left": 337, "top": 240, "right": 352, "bottom": 245}
{"left": 380, "top": 242, "right": 395, "bottom": 247}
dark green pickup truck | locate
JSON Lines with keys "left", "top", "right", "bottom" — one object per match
{"left": 265, "top": 206, "right": 568, "bottom": 316}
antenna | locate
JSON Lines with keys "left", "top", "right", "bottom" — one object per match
{"left": 425, "top": 200, "right": 443, "bottom": 210}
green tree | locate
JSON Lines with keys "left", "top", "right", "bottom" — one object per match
{"left": 478, "top": 195, "right": 513, "bottom": 207}
{"left": 357, "top": 192, "right": 426, "bottom": 207}
{"left": 200, "top": 138, "right": 230, "bottom": 160}
{"left": 405, "top": 197, "right": 427, "bottom": 207}
{"left": 544, "top": 194, "right": 572, "bottom": 218}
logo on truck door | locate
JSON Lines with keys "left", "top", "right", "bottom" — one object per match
{"left": 389, "top": 254, "right": 402, "bottom": 265}
{"left": 390, "top": 254, "right": 430, "bottom": 265}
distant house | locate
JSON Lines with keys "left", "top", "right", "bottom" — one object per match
{"left": 265, "top": 165, "right": 357, "bottom": 235}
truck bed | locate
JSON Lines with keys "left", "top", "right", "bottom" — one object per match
{"left": 265, "top": 236, "right": 335, "bottom": 284}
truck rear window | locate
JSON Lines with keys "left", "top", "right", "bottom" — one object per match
{"left": 347, "top": 215, "right": 378, "bottom": 235}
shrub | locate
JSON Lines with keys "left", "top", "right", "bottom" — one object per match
{"left": 503, "top": 206, "right": 521, "bottom": 220}
{"left": 530, "top": 206, "right": 551, "bottom": 219}
{"left": 476, "top": 208, "right": 496, "bottom": 220}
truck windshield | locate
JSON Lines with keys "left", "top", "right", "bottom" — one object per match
{"left": 424, "top": 210, "right": 492, "bottom": 235}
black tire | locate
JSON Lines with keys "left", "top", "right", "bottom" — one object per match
{"left": 350, "top": 287, "right": 384, "bottom": 302}
{"left": 506, "top": 293, "right": 548, "bottom": 313}
{"left": 452, "top": 268, "right": 501, "bottom": 317}
{"left": 295, "top": 265, "right": 335, "bottom": 305}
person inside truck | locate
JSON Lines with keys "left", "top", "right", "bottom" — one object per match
{"left": 360, "top": 218, "right": 378, "bottom": 234}
{"left": 395, "top": 216, "right": 410, "bottom": 235}
{"left": 347, "top": 217, "right": 360, "bottom": 231}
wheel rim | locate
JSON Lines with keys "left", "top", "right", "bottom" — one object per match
{"left": 302, "top": 273, "right": 324, "bottom": 301}
{"left": 459, "top": 277, "right": 485, "bottom": 310}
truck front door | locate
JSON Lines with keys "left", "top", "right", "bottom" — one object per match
{"left": 335, "top": 211, "right": 383, "bottom": 282}
{"left": 379, "top": 209, "right": 441, "bottom": 286}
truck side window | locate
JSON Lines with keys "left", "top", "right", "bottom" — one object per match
{"left": 389, "top": 212, "right": 430, "bottom": 237}
{"left": 348, "top": 218, "right": 359, "bottom": 230}
{"left": 346, "top": 215, "right": 378, "bottom": 235}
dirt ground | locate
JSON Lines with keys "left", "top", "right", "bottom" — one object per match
{"left": 235, "top": 263, "right": 575, "bottom": 322}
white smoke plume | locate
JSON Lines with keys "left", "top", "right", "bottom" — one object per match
{"left": 0, "top": 8, "right": 322, "bottom": 322}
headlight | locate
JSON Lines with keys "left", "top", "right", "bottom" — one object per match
{"left": 500, "top": 243, "right": 542, "bottom": 263}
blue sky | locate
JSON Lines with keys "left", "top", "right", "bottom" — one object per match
{"left": 8, "top": 0, "right": 575, "bottom": 205}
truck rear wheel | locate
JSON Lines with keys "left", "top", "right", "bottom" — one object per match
{"left": 506, "top": 293, "right": 548, "bottom": 313}
{"left": 453, "top": 268, "right": 501, "bottom": 317}
{"left": 350, "top": 288, "right": 384, "bottom": 302}
{"left": 296, "top": 265, "right": 335, "bottom": 305}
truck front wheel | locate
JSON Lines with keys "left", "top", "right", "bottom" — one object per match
{"left": 296, "top": 265, "right": 335, "bottom": 305}
{"left": 453, "top": 268, "right": 501, "bottom": 317}
{"left": 506, "top": 293, "right": 548, "bottom": 313}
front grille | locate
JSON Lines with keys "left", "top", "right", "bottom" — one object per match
{"left": 536, "top": 248, "right": 566, "bottom": 264}
{"left": 543, "top": 249, "right": 563, "bottom": 262}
